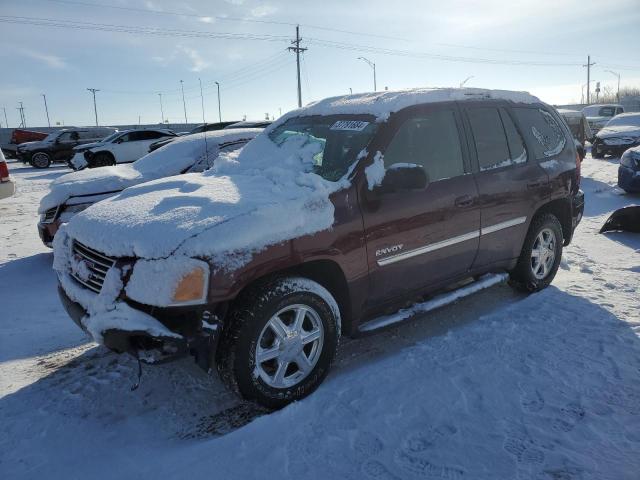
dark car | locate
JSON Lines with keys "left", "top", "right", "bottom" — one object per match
{"left": 17, "top": 127, "right": 117, "bottom": 168}
{"left": 618, "top": 145, "right": 640, "bottom": 192}
{"left": 148, "top": 121, "right": 239, "bottom": 152}
{"left": 55, "top": 88, "right": 583, "bottom": 408}
{"left": 592, "top": 113, "right": 640, "bottom": 159}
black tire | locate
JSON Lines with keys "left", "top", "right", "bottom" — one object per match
{"left": 216, "top": 276, "right": 340, "bottom": 409}
{"left": 89, "top": 152, "right": 115, "bottom": 168}
{"left": 509, "top": 213, "right": 563, "bottom": 293}
{"left": 30, "top": 151, "right": 51, "bottom": 169}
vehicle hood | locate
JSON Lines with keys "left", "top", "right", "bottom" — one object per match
{"left": 63, "top": 134, "right": 348, "bottom": 265}
{"left": 597, "top": 125, "right": 640, "bottom": 139}
{"left": 38, "top": 165, "right": 141, "bottom": 213}
{"left": 20, "top": 140, "right": 50, "bottom": 150}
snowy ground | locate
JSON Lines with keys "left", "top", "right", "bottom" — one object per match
{"left": 1, "top": 156, "right": 639, "bottom": 479}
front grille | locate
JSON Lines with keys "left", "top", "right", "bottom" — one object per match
{"left": 71, "top": 241, "right": 116, "bottom": 293}
{"left": 42, "top": 206, "right": 59, "bottom": 223}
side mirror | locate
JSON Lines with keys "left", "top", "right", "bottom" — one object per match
{"left": 377, "top": 163, "right": 428, "bottom": 193}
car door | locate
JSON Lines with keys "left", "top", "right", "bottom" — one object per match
{"left": 54, "top": 131, "right": 79, "bottom": 161}
{"left": 461, "top": 102, "right": 550, "bottom": 268}
{"left": 112, "top": 132, "right": 142, "bottom": 163}
{"left": 360, "top": 103, "right": 481, "bottom": 305}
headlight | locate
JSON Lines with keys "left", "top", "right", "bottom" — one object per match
{"left": 125, "top": 257, "right": 210, "bottom": 307}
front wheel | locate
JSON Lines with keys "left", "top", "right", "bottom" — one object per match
{"left": 217, "top": 277, "right": 340, "bottom": 409}
{"left": 89, "top": 152, "right": 115, "bottom": 168}
{"left": 509, "top": 213, "right": 563, "bottom": 292}
{"left": 31, "top": 152, "right": 51, "bottom": 168}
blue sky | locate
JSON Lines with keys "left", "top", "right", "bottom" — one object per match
{"left": 1, "top": 0, "right": 639, "bottom": 128}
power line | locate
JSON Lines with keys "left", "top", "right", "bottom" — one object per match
{"left": 34, "top": 0, "right": 408, "bottom": 41}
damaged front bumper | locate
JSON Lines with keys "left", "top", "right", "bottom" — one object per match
{"left": 57, "top": 285, "right": 222, "bottom": 369}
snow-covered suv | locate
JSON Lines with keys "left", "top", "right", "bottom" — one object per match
{"left": 70, "top": 128, "right": 177, "bottom": 169}
{"left": 54, "top": 88, "right": 584, "bottom": 408}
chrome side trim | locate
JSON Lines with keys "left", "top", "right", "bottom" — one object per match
{"left": 376, "top": 216, "right": 527, "bottom": 267}
{"left": 377, "top": 230, "right": 480, "bottom": 266}
{"left": 481, "top": 216, "right": 527, "bottom": 235}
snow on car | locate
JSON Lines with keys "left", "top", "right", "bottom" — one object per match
{"left": 592, "top": 112, "right": 640, "bottom": 159}
{"left": 37, "top": 129, "right": 261, "bottom": 246}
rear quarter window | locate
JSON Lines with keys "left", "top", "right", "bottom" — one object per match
{"left": 513, "top": 107, "right": 567, "bottom": 160}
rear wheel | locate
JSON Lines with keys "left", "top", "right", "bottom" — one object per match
{"left": 509, "top": 213, "right": 563, "bottom": 292}
{"left": 592, "top": 143, "right": 605, "bottom": 159}
{"left": 31, "top": 152, "right": 51, "bottom": 169}
{"left": 217, "top": 276, "right": 340, "bottom": 409}
{"left": 89, "top": 152, "right": 115, "bottom": 168}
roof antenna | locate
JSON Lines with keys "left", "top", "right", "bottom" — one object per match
{"left": 199, "top": 78, "right": 209, "bottom": 166}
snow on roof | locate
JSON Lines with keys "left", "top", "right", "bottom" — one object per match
{"left": 38, "top": 129, "right": 260, "bottom": 213}
{"left": 276, "top": 87, "right": 541, "bottom": 124}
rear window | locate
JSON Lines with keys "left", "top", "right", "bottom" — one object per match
{"left": 513, "top": 108, "right": 567, "bottom": 159}
{"left": 606, "top": 114, "right": 640, "bottom": 128}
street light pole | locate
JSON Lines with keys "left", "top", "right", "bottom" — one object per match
{"left": 180, "top": 79, "right": 188, "bottom": 124}
{"left": 87, "top": 88, "right": 99, "bottom": 126}
{"left": 605, "top": 70, "right": 621, "bottom": 103}
{"left": 41, "top": 94, "right": 51, "bottom": 127}
{"left": 215, "top": 81, "right": 221, "bottom": 122}
{"left": 459, "top": 76, "right": 474, "bottom": 88}
{"left": 158, "top": 93, "right": 165, "bottom": 124}
{"left": 357, "top": 57, "right": 376, "bottom": 92}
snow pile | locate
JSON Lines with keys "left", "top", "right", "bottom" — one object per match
{"left": 364, "top": 151, "right": 385, "bottom": 190}
{"left": 39, "top": 129, "right": 260, "bottom": 213}
{"left": 63, "top": 133, "right": 349, "bottom": 265}
{"left": 278, "top": 87, "right": 540, "bottom": 124}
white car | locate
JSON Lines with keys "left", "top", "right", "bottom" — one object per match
{"left": 70, "top": 129, "right": 177, "bottom": 170}
{"left": 582, "top": 104, "right": 625, "bottom": 135}
{"left": 38, "top": 129, "right": 262, "bottom": 246}
{"left": 0, "top": 149, "right": 16, "bottom": 200}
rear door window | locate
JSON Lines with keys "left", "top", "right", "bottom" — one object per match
{"left": 467, "top": 107, "right": 512, "bottom": 171}
{"left": 512, "top": 107, "right": 567, "bottom": 159}
{"left": 500, "top": 108, "right": 527, "bottom": 164}
{"left": 383, "top": 109, "right": 465, "bottom": 182}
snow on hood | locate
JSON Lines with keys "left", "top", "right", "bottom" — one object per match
{"left": 273, "top": 87, "right": 540, "bottom": 124}
{"left": 64, "top": 132, "right": 345, "bottom": 264}
{"left": 38, "top": 129, "right": 260, "bottom": 214}
{"left": 596, "top": 125, "right": 640, "bottom": 139}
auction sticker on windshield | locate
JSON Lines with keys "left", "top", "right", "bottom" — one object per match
{"left": 330, "top": 120, "right": 370, "bottom": 131}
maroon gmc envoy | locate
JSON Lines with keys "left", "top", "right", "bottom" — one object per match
{"left": 55, "top": 89, "right": 584, "bottom": 408}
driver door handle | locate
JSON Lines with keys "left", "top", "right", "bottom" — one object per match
{"left": 454, "top": 195, "right": 474, "bottom": 208}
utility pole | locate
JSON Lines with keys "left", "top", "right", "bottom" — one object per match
{"left": 3, "top": 107, "right": 8, "bottom": 128}
{"left": 215, "top": 81, "right": 221, "bottom": 122}
{"left": 41, "top": 94, "right": 51, "bottom": 127}
{"left": 605, "top": 70, "right": 621, "bottom": 103}
{"left": 158, "top": 93, "right": 165, "bottom": 124}
{"left": 87, "top": 88, "right": 99, "bottom": 126}
{"left": 583, "top": 55, "right": 596, "bottom": 104}
{"left": 180, "top": 80, "right": 188, "bottom": 124}
{"left": 17, "top": 102, "right": 26, "bottom": 128}
{"left": 357, "top": 57, "right": 377, "bottom": 92}
{"left": 288, "top": 25, "right": 307, "bottom": 108}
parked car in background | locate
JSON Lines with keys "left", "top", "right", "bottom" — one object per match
{"left": 558, "top": 109, "right": 592, "bottom": 161}
{"left": 148, "top": 121, "right": 240, "bottom": 152}
{"left": 591, "top": 112, "right": 640, "bottom": 159}
{"left": 17, "top": 127, "right": 117, "bottom": 168}
{"left": 0, "top": 149, "right": 15, "bottom": 200}
{"left": 54, "top": 88, "right": 583, "bottom": 408}
{"left": 618, "top": 145, "right": 640, "bottom": 193}
{"left": 38, "top": 129, "right": 260, "bottom": 246}
{"left": 582, "top": 104, "right": 624, "bottom": 135}
{"left": 224, "top": 120, "right": 273, "bottom": 129}
{"left": 2, "top": 129, "right": 49, "bottom": 158}
{"left": 71, "top": 128, "right": 176, "bottom": 169}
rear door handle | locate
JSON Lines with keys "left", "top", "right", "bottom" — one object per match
{"left": 454, "top": 195, "right": 474, "bottom": 208}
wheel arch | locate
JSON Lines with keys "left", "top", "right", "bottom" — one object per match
{"left": 532, "top": 197, "right": 572, "bottom": 246}
{"left": 225, "top": 258, "right": 353, "bottom": 336}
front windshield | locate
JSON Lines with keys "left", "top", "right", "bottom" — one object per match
{"left": 268, "top": 116, "right": 378, "bottom": 181}
{"left": 606, "top": 114, "right": 640, "bottom": 128}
